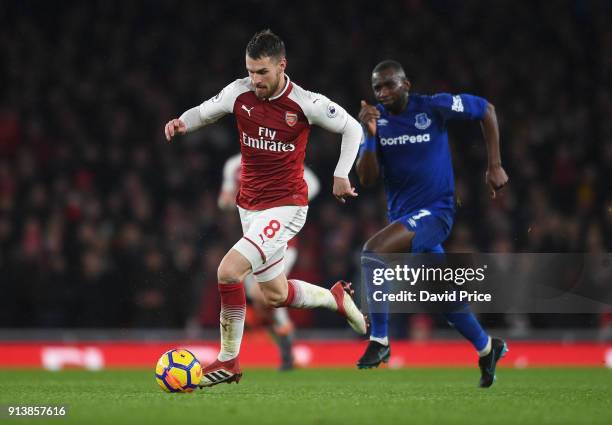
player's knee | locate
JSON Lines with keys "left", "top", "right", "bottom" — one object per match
{"left": 260, "top": 285, "right": 287, "bottom": 307}
{"left": 363, "top": 237, "right": 382, "bottom": 253}
{"left": 263, "top": 291, "right": 286, "bottom": 308}
{"left": 217, "top": 263, "right": 242, "bottom": 284}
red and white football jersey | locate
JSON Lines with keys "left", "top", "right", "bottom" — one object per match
{"left": 197, "top": 76, "right": 349, "bottom": 210}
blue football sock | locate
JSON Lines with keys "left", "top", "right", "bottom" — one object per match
{"left": 362, "top": 251, "right": 389, "bottom": 339}
{"left": 444, "top": 306, "right": 489, "bottom": 352}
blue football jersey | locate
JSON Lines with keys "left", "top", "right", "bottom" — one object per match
{"left": 374, "top": 93, "right": 488, "bottom": 221}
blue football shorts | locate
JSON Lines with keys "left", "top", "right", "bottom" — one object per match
{"left": 395, "top": 207, "right": 454, "bottom": 253}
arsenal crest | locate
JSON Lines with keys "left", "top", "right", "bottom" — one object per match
{"left": 285, "top": 112, "right": 298, "bottom": 127}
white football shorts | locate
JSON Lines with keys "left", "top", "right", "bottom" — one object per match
{"left": 232, "top": 205, "right": 308, "bottom": 282}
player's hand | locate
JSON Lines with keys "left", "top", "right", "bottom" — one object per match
{"left": 218, "top": 190, "right": 237, "bottom": 211}
{"left": 358, "top": 100, "right": 379, "bottom": 137}
{"left": 164, "top": 118, "right": 187, "bottom": 141}
{"left": 485, "top": 163, "right": 508, "bottom": 199}
{"left": 332, "top": 176, "right": 358, "bottom": 203}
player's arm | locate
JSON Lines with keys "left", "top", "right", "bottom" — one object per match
{"left": 306, "top": 95, "right": 361, "bottom": 203}
{"left": 480, "top": 102, "right": 508, "bottom": 198}
{"left": 431, "top": 93, "right": 508, "bottom": 198}
{"left": 218, "top": 153, "right": 242, "bottom": 210}
{"left": 164, "top": 80, "right": 241, "bottom": 142}
{"left": 355, "top": 100, "right": 380, "bottom": 187}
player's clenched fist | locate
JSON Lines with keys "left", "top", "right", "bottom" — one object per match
{"left": 164, "top": 118, "right": 187, "bottom": 141}
{"left": 485, "top": 164, "right": 509, "bottom": 199}
{"left": 358, "top": 100, "right": 380, "bottom": 137}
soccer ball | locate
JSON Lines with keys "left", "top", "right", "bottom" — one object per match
{"left": 155, "top": 349, "right": 202, "bottom": 393}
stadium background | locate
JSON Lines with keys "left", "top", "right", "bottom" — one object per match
{"left": 1, "top": 0, "right": 611, "bottom": 368}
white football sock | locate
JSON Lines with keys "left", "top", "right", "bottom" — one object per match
{"left": 370, "top": 336, "right": 389, "bottom": 346}
{"left": 286, "top": 279, "right": 337, "bottom": 310}
{"left": 218, "top": 306, "right": 245, "bottom": 362}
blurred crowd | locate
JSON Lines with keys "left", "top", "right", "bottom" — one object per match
{"left": 0, "top": 0, "right": 611, "bottom": 332}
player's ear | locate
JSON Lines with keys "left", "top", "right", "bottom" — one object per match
{"left": 403, "top": 79, "right": 411, "bottom": 92}
{"left": 278, "top": 57, "right": 287, "bottom": 73}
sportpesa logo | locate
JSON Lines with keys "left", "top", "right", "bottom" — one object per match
{"left": 380, "top": 133, "right": 431, "bottom": 146}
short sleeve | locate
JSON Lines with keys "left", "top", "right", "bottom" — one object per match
{"left": 429, "top": 93, "right": 488, "bottom": 121}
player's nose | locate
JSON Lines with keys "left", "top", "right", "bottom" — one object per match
{"left": 378, "top": 87, "right": 391, "bottom": 98}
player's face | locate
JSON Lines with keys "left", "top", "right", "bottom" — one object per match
{"left": 246, "top": 55, "right": 287, "bottom": 99}
{"left": 372, "top": 70, "right": 410, "bottom": 112}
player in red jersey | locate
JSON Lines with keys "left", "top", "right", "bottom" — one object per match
{"left": 164, "top": 30, "right": 366, "bottom": 387}
{"left": 218, "top": 153, "right": 321, "bottom": 371}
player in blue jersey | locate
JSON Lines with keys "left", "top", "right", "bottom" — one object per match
{"left": 355, "top": 60, "right": 509, "bottom": 387}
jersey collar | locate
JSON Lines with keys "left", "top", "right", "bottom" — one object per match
{"left": 268, "top": 74, "right": 291, "bottom": 101}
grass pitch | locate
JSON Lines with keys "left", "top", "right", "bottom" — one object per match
{"left": 0, "top": 368, "right": 610, "bottom": 425}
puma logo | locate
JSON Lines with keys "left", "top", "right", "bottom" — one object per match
{"left": 241, "top": 104, "right": 254, "bottom": 117}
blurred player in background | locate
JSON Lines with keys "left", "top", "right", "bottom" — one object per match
{"left": 218, "top": 153, "right": 321, "bottom": 370}
{"left": 164, "top": 29, "right": 366, "bottom": 387}
{"left": 356, "top": 60, "right": 509, "bottom": 387}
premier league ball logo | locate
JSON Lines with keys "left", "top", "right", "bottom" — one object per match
{"left": 326, "top": 102, "right": 339, "bottom": 118}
